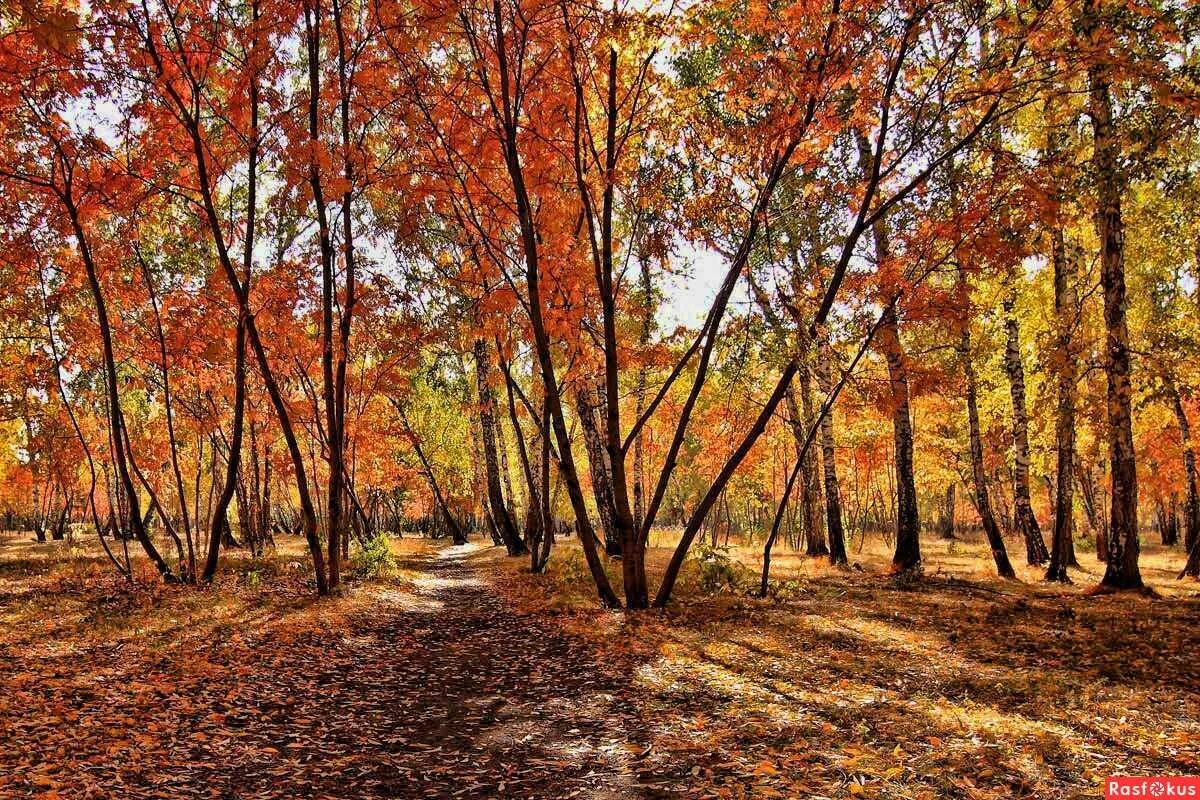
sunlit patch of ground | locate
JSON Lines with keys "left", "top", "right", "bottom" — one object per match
{"left": 2, "top": 527, "right": 1197, "bottom": 799}
{"left": 0, "top": 531, "right": 430, "bottom": 652}
{"left": 484, "top": 531, "right": 1200, "bottom": 799}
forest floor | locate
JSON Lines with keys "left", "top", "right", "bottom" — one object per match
{"left": 1, "top": 531, "right": 1198, "bottom": 800}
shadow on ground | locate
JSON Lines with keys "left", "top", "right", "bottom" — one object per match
{"left": 1, "top": 534, "right": 1198, "bottom": 799}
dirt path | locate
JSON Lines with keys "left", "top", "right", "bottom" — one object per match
{"left": 209, "top": 545, "right": 650, "bottom": 799}
{"left": 29, "top": 545, "right": 652, "bottom": 799}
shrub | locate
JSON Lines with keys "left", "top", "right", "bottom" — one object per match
{"left": 687, "top": 543, "right": 748, "bottom": 594}
{"left": 350, "top": 533, "right": 397, "bottom": 579}
{"left": 555, "top": 550, "right": 589, "bottom": 584}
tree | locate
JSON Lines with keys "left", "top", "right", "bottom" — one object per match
{"left": 1002, "top": 269, "right": 1049, "bottom": 565}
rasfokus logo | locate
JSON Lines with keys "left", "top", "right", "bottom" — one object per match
{"left": 1106, "top": 778, "right": 1200, "bottom": 798}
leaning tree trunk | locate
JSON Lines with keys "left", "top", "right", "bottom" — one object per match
{"left": 67, "top": 201, "right": 175, "bottom": 583}
{"left": 786, "top": 386, "right": 819, "bottom": 555}
{"left": 397, "top": 401, "right": 467, "bottom": 546}
{"left": 958, "top": 266, "right": 1017, "bottom": 579}
{"left": 1003, "top": 277, "right": 1049, "bottom": 565}
{"left": 499, "top": 350, "right": 546, "bottom": 560}
{"left": 1086, "top": 0, "right": 1142, "bottom": 590}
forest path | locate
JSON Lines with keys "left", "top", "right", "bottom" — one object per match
{"left": 163, "top": 544, "right": 650, "bottom": 799}
{"left": 1, "top": 541, "right": 663, "bottom": 799}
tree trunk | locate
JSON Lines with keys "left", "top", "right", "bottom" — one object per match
{"left": 576, "top": 382, "right": 620, "bottom": 557}
{"left": 31, "top": 476, "right": 45, "bottom": 543}
{"left": 497, "top": 411, "right": 517, "bottom": 522}
{"left": 1047, "top": 201, "right": 1080, "bottom": 582}
{"left": 1181, "top": 535, "right": 1200, "bottom": 579}
{"left": 136, "top": 249, "right": 195, "bottom": 578}
{"left": 523, "top": 358, "right": 546, "bottom": 553}
{"left": 1076, "top": 457, "right": 1102, "bottom": 558}
{"left": 878, "top": 305, "right": 921, "bottom": 573}
{"left": 533, "top": 394, "right": 553, "bottom": 573}
{"left": 396, "top": 400, "right": 467, "bottom": 546}
{"left": 51, "top": 497, "right": 70, "bottom": 541}
{"left": 658, "top": 361, "right": 798, "bottom": 606}
{"left": 142, "top": 9, "right": 328, "bottom": 592}
{"left": 797, "top": 348, "right": 827, "bottom": 556}
{"left": 498, "top": 350, "right": 545, "bottom": 558}
{"left": 204, "top": 316, "right": 246, "bottom": 581}
{"left": 757, "top": 305, "right": 891, "bottom": 595}
{"left": 331, "top": 0, "right": 359, "bottom": 591}
{"left": 855, "top": 129, "right": 920, "bottom": 575}
{"left": 1086, "top": 0, "right": 1142, "bottom": 590}
{"left": 815, "top": 335, "right": 847, "bottom": 566}
{"left": 1157, "top": 498, "right": 1178, "bottom": 547}
{"left": 66, "top": 200, "right": 175, "bottom": 583}
{"left": 632, "top": 255, "right": 653, "bottom": 535}
{"left": 958, "top": 266, "right": 1017, "bottom": 579}
{"left": 1003, "top": 277, "right": 1048, "bottom": 565}
{"left": 1169, "top": 381, "right": 1199, "bottom": 577}
{"left": 761, "top": 455, "right": 803, "bottom": 596}
{"left": 473, "top": 338, "right": 526, "bottom": 556}
{"left": 939, "top": 483, "right": 956, "bottom": 539}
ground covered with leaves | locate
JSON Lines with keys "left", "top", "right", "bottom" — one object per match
{"left": 1, "top": 532, "right": 1197, "bottom": 799}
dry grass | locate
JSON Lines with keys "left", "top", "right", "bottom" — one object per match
{"left": 0, "top": 529, "right": 432, "bottom": 661}
{"left": 486, "top": 526, "right": 1200, "bottom": 611}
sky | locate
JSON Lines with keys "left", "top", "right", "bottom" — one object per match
{"left": 656, "top": 244, "right": 751, "bottom": 331}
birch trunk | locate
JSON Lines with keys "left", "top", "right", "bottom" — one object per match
{"left": 632, "top": 256, "right": 653, "bottom": 535}
{"left": 1003, "top": 277, "right": 1049, "bottom": 565}
{"left": 855, "top": 130, "right": 920, "bottom": 573}
{"left": 958, "top": 265, "right": 1017, "bottom": 579}
{"left": 879, "top": 304, "right": 921, "bottom": 573}
{"left": 815, "top": 336, "right": 847, "bottom": 565}
{"left": 1085, "top": 0, "right": 1143, "bottom": 589}
{"left": 797, "top": 350, "right": 827, "bottom": 556}
{"left": 1169, "top": 380, "right": 1199, "bottom": 577}
{"left": 1047, "top": 214, "right": 1080, "bottom": 581}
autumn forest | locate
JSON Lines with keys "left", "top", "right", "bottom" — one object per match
{"left": 1, "top": 0, "right": 1198, "bottom": 796}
